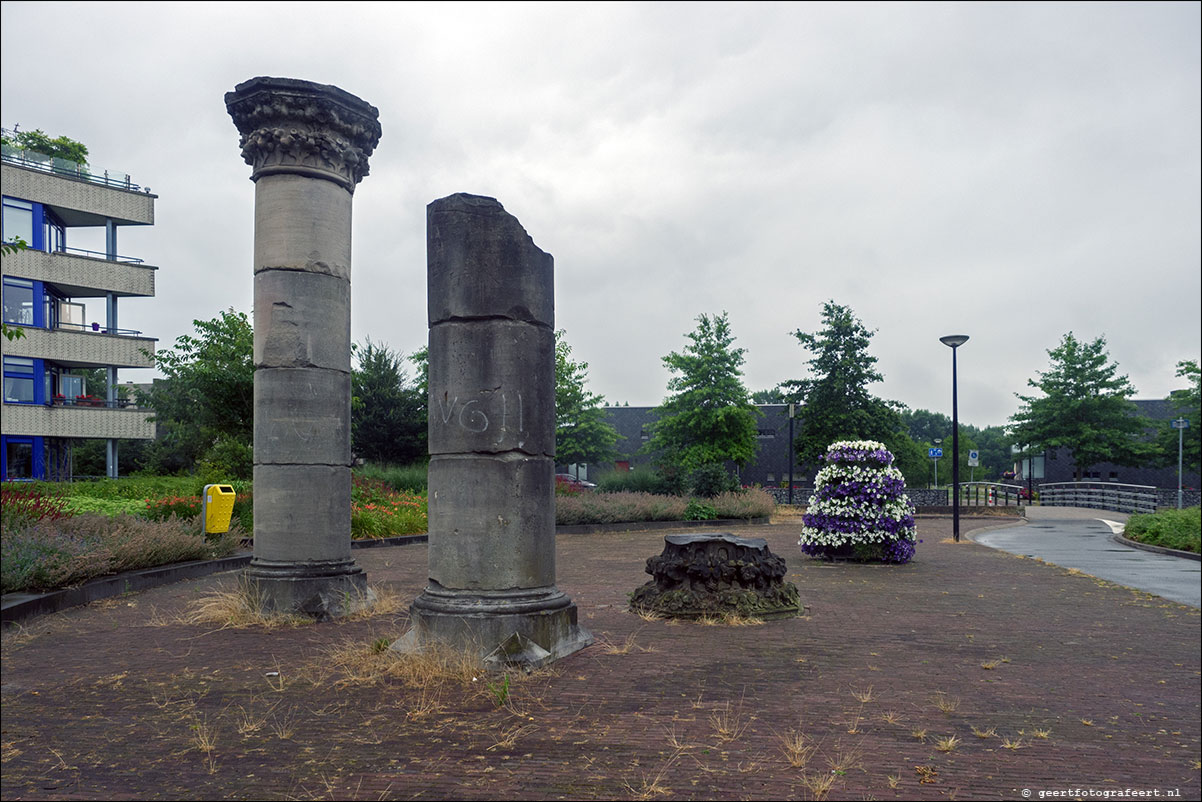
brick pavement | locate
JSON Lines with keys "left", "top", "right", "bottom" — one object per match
{"left": 1, "top": 517, "right": 1199, "bottom": 800}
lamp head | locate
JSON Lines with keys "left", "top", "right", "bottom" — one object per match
{"left": 940, "top": 334, "right": 969, "bottom": 348}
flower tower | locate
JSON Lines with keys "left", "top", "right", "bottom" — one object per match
{"left": 799, "top": 440, "right": 917, "bottom": 563}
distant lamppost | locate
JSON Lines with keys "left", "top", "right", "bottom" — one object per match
{"left": 1172, "top": 417, "right": 1190, "bottom": 510}
{"left": 940, "top": 335, "right": 969, "bottom": 543}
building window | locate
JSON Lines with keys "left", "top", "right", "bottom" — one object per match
{"left": 43, "top": 208, "right": 65, "bottom": 253}
{"left": 3, "top": 437, "right": 35, "bottom": 480}
{"left": 3, "top": 356, "right": 36, "bottom": 403}
{"left": 2, "top": 197, "right": 34, "bottom": 245}
{"left": 2, "top": 277, "right": 34, "bottom": 326}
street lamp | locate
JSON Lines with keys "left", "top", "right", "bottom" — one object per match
{"left": 940, "top": 335, "right": 969, "bottom": 543}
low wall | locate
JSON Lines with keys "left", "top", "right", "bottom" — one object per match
{"left": 1155, "top": 489, "right": 1201, "bottom": 509}
{"left": 766, "top": 487, "right": 977, "bottom": 508}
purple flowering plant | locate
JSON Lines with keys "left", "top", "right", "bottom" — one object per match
{"left": 799, "top": 440, "right": 917, "bottom": 564}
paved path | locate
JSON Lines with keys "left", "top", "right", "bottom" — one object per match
{"left": 972, "top": 506, "right": 1201, "bottom": 608}
{"left": 2, "top": 518, "right": 1198, "bottom": 801}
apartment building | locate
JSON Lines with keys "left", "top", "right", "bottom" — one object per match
{"left": 1, "top": 134, "right": 157, "bottom": 480}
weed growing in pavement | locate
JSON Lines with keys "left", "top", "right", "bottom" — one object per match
{"left": 1002, "top": 736, "right": 1024, "bottom": 750}
{"left": 598, "top": 631, "right": 657, "bottom": 654}
{"left": 800, "top": 771, "right": 835, "bottom": 799}
{"left": 486, "top": 674, "right": 511, "bottom": 708}
{"left": 931, "top": 692, "right": 960, "bottom": 713}
{"left": 710, "top": 699, "right": 748, "bottom": 742}
{"left": 971, "top": 725, "right": 997, "bottom": 739}
{"left": 911, "top": 728, "right": 928, "bottom": 742}
{"left": 779, "top": 729, "right": 817, "bottom": 768}
{"left": 1032, "top": 728, "right": 1052, "bottom": 740}
{"left": 825, "top": 744, "right": 863, "bottom": 778}
{"left": 933, "top": 734, "right": 960, "bottom": 752}
{"left": 850, "top": 685, "right": 875, "bottom": 703}
{"left": 486, "top": 723, "right": 536, "bottom": 751}
{"left": 879, "top": 710, "right": 902, "bottom": 725}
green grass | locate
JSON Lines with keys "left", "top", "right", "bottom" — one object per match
{"left": 354, "top": 462, "right": 428, "bottom": 493}
{"left": 1124, "top": 507, "right": 1201, "bottom": 554}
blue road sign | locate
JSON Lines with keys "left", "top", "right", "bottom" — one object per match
{"left": 928, "top": 448, "right": 943, "bottom": 458}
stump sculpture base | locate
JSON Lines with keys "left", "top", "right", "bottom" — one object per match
{"left": 630, "top": 533, "right": 801, "bottom": 620}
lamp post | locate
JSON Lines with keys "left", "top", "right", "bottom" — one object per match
{"left": 940, "top": 335, "right": 969, "bottom": 543}
{"left": 1172, "top": 417, "right": 1189, "bottom": 510}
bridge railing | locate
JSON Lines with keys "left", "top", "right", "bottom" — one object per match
{"left": 1038, "top": 481, "right": 1157, "bottom": 515}
{"left": 959, "top": 482, "right": 1027, "bottom": 507}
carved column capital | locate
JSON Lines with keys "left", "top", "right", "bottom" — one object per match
{"left": 225, "top": 76, "right": 382, "bottom": 192}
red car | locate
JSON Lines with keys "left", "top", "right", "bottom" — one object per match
{"left": 555, "top": 474, "right": 596, "bottom": 491}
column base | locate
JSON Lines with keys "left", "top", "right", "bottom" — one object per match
{"left": 246, "top": 558, "right": 373, "bottom": 621}
{"left": 393, "top": 582, "right": 593, "bottom": 669}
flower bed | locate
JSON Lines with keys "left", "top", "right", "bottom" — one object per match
{"left": 799, "top": 440, "right": 917, "bottom": 563}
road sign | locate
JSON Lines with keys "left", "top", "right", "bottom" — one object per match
{"left": 928, "top": 448, "right": 943, "bottom": 458}
{"left": 968, "top": 450, "right": 979, "bottom": 467}
{"left": 1171, "top": 417, "right": 1190, "bottom": 429}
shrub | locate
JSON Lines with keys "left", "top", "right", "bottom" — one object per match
{"left": 61, "top": 496, "right": 146, "bottom": 517}
{"left": 555, "top": 491, "right": 688, "bottom": 526}
{"left": 689, "top": 463, "right": 739, "bottom": 498}
{"left": 710, "top": 488, "right": 776, "bottom": 520}
{"left": 596, "top": 466, "right": 675, "bottom": 495}
{"left": 43, "top": 476, "right": 199, "bottom": 501}
{"left": 1, "top": 513, "right": 241, "bottom": 594}
{"left": 683, "top": 500, "right": 717, "bottom": 521}
{"left": 1, "top": 484, "right": 72, "bottom": 529}
{"left": 197, "top": 435, "right": 253, "bottom": 482}
{"left": 799, "top": 440, "right": 917, "bottom": 564}
{"left": 143, "top": 495, "right": 202, "bottom": 522}
{"left": 350, "top": 474, "right": 427, "bottom": 538}
{"left": 1125, "top": 507, "right": 1201, "bottom": 554}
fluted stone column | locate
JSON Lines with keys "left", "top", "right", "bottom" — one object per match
{"left": 225, "top": 76, "right": 381, "bottom": 619}
{"left": 396, "top": 193, "right": 592, "bottom": 667}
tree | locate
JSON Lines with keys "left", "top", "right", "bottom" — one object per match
{"left": 2, "top": 128, "right": 89, "bottom": 165}
{"left": 1156, "top": 359, "right": 1201, "bottom": 475}
{"left": 644, "top": 312, "right": 759, "bottom": 475}
{"left": 139, "top": 309, "right": 254, "bottom": 476}
{"left": 783, "top": 301, "right": 904, "bottom": 469}
{"left": 351, "top": 338, "right": 426, "bottom": 465}
{"left": 751, "top": 386, "right": 786, "bottom": 404}
{"left": 554, "top": 330, "right": 620, "bottom": 471}
{"left": 1008, "top": 333, "right": 1154, "bottom": 480}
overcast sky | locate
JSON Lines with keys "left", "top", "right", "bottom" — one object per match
{"left": 2, "top": 1, "right": 1198, "bottom": 429}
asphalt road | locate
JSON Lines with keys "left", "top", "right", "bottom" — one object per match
{"left": 972, "top": 506, "right": 1200, "bottom": 608}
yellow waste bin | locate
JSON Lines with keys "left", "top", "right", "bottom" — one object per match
{"left": 203, "top": 484, "right": 236, "bottom": 535}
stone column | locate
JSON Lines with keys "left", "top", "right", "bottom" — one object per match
{"left": 225, "top": 76, "right": 382, "bottom": 619}
{"left": 398, "top": 193, "right": 591, "bottom": 667}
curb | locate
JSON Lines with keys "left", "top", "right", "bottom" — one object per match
{"left": 555, "top": 517, "right": 771, "bottom": 535}
{"left": 1, "top": 522, "right": 772, "bottom": 627}
{"left": 1, "top": 535, "right": 431, "bottom": 628}
{"left": 1113, "top": 532, "right": 1201, "bottom": 562}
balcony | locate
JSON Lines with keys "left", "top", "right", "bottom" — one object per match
{"left": 4, "top": 325, "right": 155, "bottom": 369}
{"left": 0, "top": 401, "right": 155, "bottom": 440}
{"left": 1, "top": 160, "right": 155, "bottom": 227}
{"left": 2, "top": 246, "right": 155, "bottom": 298}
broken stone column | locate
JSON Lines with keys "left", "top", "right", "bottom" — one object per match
{"left": 225, "top": 76, "right": 381, "bottom": 619}
{"left": 397, "top": 193, "right": 592, "bottom": 667}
